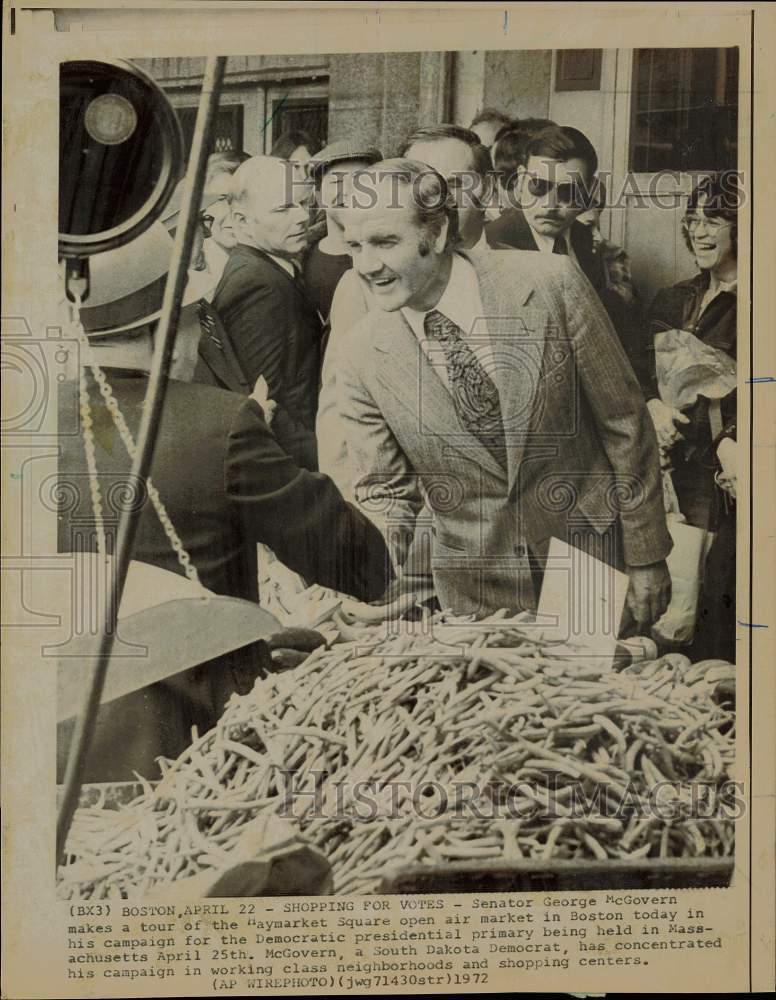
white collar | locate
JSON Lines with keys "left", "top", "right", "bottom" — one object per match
{"left": 709, "top": 275, "right": 737, "bottom": 296}
{"left": 401, "top": 253, "right": 482, "bottom": 342}
{"left": 532, "top": 228, "right": 570, "bottom": 254}
{"left": 203, "top": 240, "right": 229, "bottom": 283}
{"left": 266, "top": 252, "right": 297, "bottom": 278}
{"left": 469, "top": 230, "right": 489, "bottom": 253}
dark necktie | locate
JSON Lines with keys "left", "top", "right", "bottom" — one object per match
{"left": 552, "top": 236, "right": 568, "bottom": 255}
{"left": 423, "top": 309, "right": 507, "bottom": 469}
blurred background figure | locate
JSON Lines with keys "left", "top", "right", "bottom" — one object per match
{"left": 575, "top": 175, "right": 636, "bottom": 306}
{"left": 468, "top": 106, "right": 511, "bottom": 150}
{"left": 400, "top": 124, "right": 495, "bottom": 251}
{"left": 642, "top": 174, "right": 738, "bottom": 661}
{"left": 161, "top": 151, "right": 250, "bottom": 302}
{"left": 304, "top": 140, "right": 382, "bottom": 325}
{"left": 191, "top": 150, "right": 251, "bottom": 298}
{"left": 491, "top": 117, "right": 554, "bottom": 213}
{"left": 271, "top": 127, "right": 322, "bottom": 168}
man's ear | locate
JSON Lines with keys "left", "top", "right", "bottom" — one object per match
{"left": 477, "top": 172, "right": 497, "bottom": 212}
{"left": 432, "top": 216, "right": 449, "bottom": 253}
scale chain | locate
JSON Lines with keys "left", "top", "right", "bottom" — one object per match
{"left": 67, "top": 291, "right": 201, "bottom": 586}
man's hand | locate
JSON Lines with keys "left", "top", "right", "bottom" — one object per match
{"left": 624, "top": 560, "right": 671, "bottom": 632}
{"left": 251, "top": 375, "right": 277, "bottom": 426}
{"left": 646, "top": 398, "right": 689, "bottom": 450}
{"left": 716, "top": 436, "right": 736, "bottom": 498}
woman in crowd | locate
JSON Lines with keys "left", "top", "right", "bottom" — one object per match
{"left": 270, "top": 128, "right": 321, "bottom": 167}
{"left": 189, "top": 150, "right": 251, "bottom": 299}
{"left": 644, "top": 173, "right": 738, "bottom": 661}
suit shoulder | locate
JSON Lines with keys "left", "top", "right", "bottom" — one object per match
{"left": 215, "top": 249, "right": 276, "bottom": 298}
{"left": 337, "top": 307, "right": 391, "bottom": 370}
{"left": 487, "top": 244, "right": 568, "bottom": 282}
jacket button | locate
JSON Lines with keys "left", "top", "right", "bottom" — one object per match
{"left": 515, "top": 542, "right": 527, "bottom": 557}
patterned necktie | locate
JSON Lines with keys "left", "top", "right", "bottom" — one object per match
{"left": 552, "top": 235, "right": 568, "bottom": 255}
{"left": 423, "top": 309, "right": 507, "bottom": 469}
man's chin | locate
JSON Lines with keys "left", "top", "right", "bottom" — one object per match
{"left": 532, "top": 219, "right": 564, "bottom": 235}
{"left": 372, "top": 290, "right": 404, "bottom": 312}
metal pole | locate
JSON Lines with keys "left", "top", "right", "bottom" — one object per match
{"left": 56, "top": 55, "right": 228, "bottom": 867}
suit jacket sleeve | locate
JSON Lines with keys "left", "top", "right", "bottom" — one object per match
{"left": 558, "top": 259, "right": 672, "bottom": 567}
{"left": 640, "top": 288, "right": 676, "bottom": 401}
{"left": 337, "top": 335, "right": 424, "bottom": 572}
{"left": 217, "top": 268, "right": 318, "bottom": 469}
{"left": 315, "top": 270, "right": 370, "bottom": 497}
{"left": 224, "top": 396, "right": 392, "bottom": 601}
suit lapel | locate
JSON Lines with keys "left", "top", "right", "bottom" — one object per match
{"left": 487, "top": 208, "right": 540, "bottom": 251}
{"left": 463, "top": 248, "right": 547, "bottom": 493}
{"left": 569, "top": 221, "right": 601, "bottom": 289}
{"left": 236, "top": 245, "right": 321, "bottom": 317}
{"left": 197, "top": 302, "right": 250, "bottom": 394}
{"left": 372, "top": 310, "right": 506, "bottom": 481}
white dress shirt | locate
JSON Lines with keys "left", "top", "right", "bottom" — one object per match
{"left": 469, "top": 230, "right": 489, "bottom": 253}
{"left": 532, "top": 227, "right": 578, "bottom": 266}
{"left": 266, "top": 251, "right": 297, "bottom": 278}
{"left": 401, "top": 252, "right": 492, "bottom": 392}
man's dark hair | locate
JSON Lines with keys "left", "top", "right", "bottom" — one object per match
{"left": 681, "top": 172, "right": 739, "bottom": 257}
{"left": 270, "top": 128, "right": 322, "bottom": 159}
{"left": 524, "top": 124, "right": 599, "bottom": 179}
{"left": 205, "top": 149, "right": 251, "bottom": 184}
{"left": 492, "top": 118, "right": 555, "bottom": 192}
{"left": 469, "top": 107, "right": 511, "bottom": 132}
{"left": 399, "top": 123, "right": 494, "bottom": 181}
{"left": 366, "top": 157, "right": 462, "bottom": 249}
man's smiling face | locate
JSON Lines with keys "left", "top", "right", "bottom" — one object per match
{"left": 335, "top": 177, "right": 450, "bottom": 312}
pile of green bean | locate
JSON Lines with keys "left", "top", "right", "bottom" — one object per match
{"left": 58, "top": 611, "right": 735, "bottom": 899}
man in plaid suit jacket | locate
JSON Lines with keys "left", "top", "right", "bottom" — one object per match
{"left": 333, "top": 160, "right": 672, "bottom": 626}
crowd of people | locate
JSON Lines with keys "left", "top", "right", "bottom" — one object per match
{"left": 59, "top": 110, "right": 738, "bottom": 775}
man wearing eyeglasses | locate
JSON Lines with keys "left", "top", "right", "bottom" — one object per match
{"left": 485, "top": 125, "right": 646, "bottom": 383}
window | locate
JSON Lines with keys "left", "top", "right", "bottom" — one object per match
{"left": 270, "top": 97, "right": 328, "bottom": 153}
{"left": 176, "top": 104, "right": 245, "bottom": 160}
{"left": 630, "top": 48, "right": 738, "bottom": 172}
{"left": 555, "top": 50, "right": 602, "bottom": 92}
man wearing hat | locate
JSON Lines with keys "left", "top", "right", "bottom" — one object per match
{"left": 303, "top": 140, "right": 383, "bottom": 325}
{"left": 58, "top": 221, "right": 393, "bottom": 780}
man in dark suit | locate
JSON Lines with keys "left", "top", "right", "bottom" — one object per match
{"left": 485, "top": 124, "right": 646, "bottom": 382}
{"left": 212, "top": 156, "right": 322, "bottom": 470}
{"left": 58, "top": 222, "right": 391, "bottom": 779}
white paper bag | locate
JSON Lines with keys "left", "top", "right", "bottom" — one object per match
{"left": 653, "top": 515, "right": 715, "bottom": 645}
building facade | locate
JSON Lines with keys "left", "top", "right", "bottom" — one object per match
{"left": 136, "top": 47, "right": 738, "bottom": 302}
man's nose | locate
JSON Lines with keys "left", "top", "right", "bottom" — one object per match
{"left": 355, "top": 246, "right": 383, "bottom": 275}
{"left": 290, "top": 203, "right": 310, "bottom": 224}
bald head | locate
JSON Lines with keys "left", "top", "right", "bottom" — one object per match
{"left": 229, "top": 155, "right": 313, "bottom": 258}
